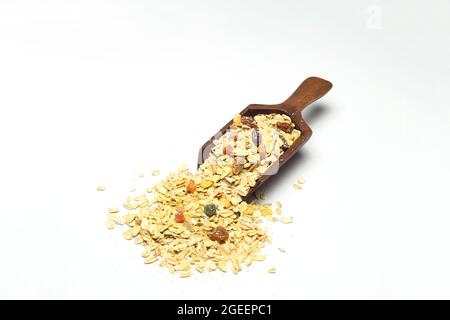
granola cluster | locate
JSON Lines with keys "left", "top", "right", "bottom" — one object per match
{"left": 107, "top": 113, "right": 300, "bottom": 276}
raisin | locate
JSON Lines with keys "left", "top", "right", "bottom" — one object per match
{"left": 186, "top": 180, "right": 197, "bottom": 193}
{"left": 251, "top": 130, "right": 261, "bottom": 147}
{"left": 223, "top": 144, "right": 233, "bottom": 155}
{"left": 208, "top": 226, "right": 229, "bottom": 243}
{"left": 175, "top": 212, "right": 185, "bottom": 223}
{"left": 241, "top": 116, "right": 258, "bottom": 129}
{"left": 231, "top": 132, "right": 239, "bottom": 142}
{"left": 276, "top": 121, "right": 294, "bottom": 133}
{"left": 204, "top": 203, "right": 217, "bottom": 217}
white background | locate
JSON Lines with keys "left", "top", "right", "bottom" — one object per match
{"left": 1, "top": 0, "right": 449, "bottom": 299}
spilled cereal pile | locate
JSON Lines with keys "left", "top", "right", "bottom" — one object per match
{"left": 106, "top": 113, "right": 300, "bottom": 276}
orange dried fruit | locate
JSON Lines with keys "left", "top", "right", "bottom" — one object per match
{"left": 186, "top": 180, "right": 197, "bottom": 193}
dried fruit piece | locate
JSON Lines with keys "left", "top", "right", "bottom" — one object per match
{"left": 204, "top": 204, "right": 217, "bottom": 217}
{"left": 186, "top": 179, "right": 197, "bottom": 193}
{"left": 223, "top": 144, "right": 233, "bottom": 155}
{"left": 241, "top": 116, "right": 258, "bottom": 129}
{"left": 208, "top": 226, "right": 229, "bottom": 243}
{"left": 232, "top": 159, "right": 244, "bottom": 175}
{"left": 175, "top": 212, "right": 185, "bottom": 223}
{"left": 200, "top": 179, "right": 213, "bottom": 189}
{"left": 276, "top": 121, "right": 294, "bottom": 133}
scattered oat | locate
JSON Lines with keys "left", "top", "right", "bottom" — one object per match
{"left": 254, "top": 253, "right": 266, "bottom": 261}
{"left": 180, "top": 270, "right": 191, "bottom": 278}
{"left": 275, "top": 207, "right": 282, "bottom": 215}
{"left": 138, "top": 172, "right": 144, "bottom": 178}
{"left": 298, "top": 176, "right": 305, "bottom": 184}
{"left": 97, "top": 185, "right": 105, "bottom": 191}
{"left": 129, "top": 187, "right": 136, "bottom": 192}
{"left": 151, "top": 169, "right": 160, "bottom": 176}
{"left": 144, "top": 256, "right": 158, "bottom": 264}
{"left": 123, "top": 230, "right": 133, "bottom": 240}
{"left": 278, "top": 247, "right": 286, "bottom": 253}
{"left": 268, "top": 267, "right": 276, "bottom": 273}
{"left": 293, "top": 183, "right": 302, "bottom": 190}
{"left": 275, "top": 201, "right": 282, "bottom": 208}
{"left": 280, "top": 217, "right": 293, "bottom": 224}
{"left": 108, "top": 207, "right": 120, "bottom": 214}
{"left": 106, "top": 220, "right": 115, "bottom": 230}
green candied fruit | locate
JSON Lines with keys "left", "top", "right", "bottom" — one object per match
{"left": 204, "top": 204, "right": 217, "bottom": 217}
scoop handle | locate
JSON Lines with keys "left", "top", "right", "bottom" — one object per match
{"left": 283, "top": 77, "right": 332, "bottom": 114}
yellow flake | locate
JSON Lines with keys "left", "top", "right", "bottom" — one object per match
{"left": 108, "top": 207, "right": 120, "bottom": 214}
{"left": 280, "top": 217, "right": 293, "bottom": 224}
{"left": 106, "top": 220, "right": 115, "bottom": 230}
{"left": 200, "top": 179, "right": 213, "bottom": 189}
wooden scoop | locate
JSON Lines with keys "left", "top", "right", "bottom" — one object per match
{"left": 198, "top": 76, "right": 332, "bottom": 196}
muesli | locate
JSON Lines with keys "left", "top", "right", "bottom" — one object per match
{"left": 107, "top": 113, "right": 300, "bottom": 276}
